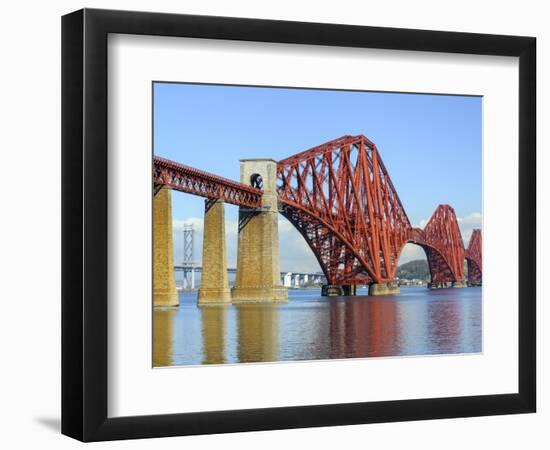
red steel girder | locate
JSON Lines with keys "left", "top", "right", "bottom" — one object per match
{"left": 153, "top": 156, "right": 262, "bottom": 208}
{"left": 408, "top": 228, "right": 453, "bottom": 283}
{"left": 277, "top": 135, "right": 481, "bottom": 287}
{"left": 466, "top": 229, "right": 482, "bottom": 285}
{"left": 408, "top": 205, "right": 466, "bottom": 284}
{"left": 421, "top": 205, "right": 466, "bottom": 283}
{"left": 277, "top": 135, "right": 412, "bottom": 285}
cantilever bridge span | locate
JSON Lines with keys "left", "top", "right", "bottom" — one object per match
{"left": 153, "top": 134, "right": 482, "bottom": 299}
{"left": 276, "top": 135, "right": 481, "bottom": 291}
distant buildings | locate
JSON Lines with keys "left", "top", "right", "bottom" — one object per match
{"left": 397, "top": 278, "right": 427, "bottom": 286}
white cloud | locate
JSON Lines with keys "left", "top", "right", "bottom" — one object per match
{"left": 457, "top": 212, "right": 482, "bottom": 225}
{"left": 173, "top": 217, "right": 203, "bottom": 233}
{"left": 457, "top": 212, "right": 482, "bottom": 245}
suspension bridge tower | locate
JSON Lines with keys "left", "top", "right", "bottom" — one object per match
{"left": 181, "top": 224, "right": 197, "bottom": 290}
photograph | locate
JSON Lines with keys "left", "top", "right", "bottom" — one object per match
{"left": 0, "top": 0, "right": 542, "bottom": 445}
{"left": 3, "top": 1, "right": 533, "bottom": 444}
{"left": 152, "top": 82, "right": 483, "bottom": 367}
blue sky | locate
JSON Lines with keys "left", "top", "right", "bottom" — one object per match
{"left": 154, "top": 82, "right": 482, "bottom": 271}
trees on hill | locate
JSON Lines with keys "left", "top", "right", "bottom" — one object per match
{"left": 396, "top": 259, "right": 429, "bottom": 281}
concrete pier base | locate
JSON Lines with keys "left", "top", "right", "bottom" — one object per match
{"left": 452, "top": 281, "right": 467, "bottom": 288}
{"left": 231, "top": 286, "right": 288, "bottom": 303}
{"left": 153, "top": 187, "right": 179, "bottom": 307}
{"left": 232, "top": 159, "right": 288, "bottom": 303}
{"left": 368, "top": 282, "right": 401, "bottom": 296}
{"left": 387, "top": 282, "right": 401, "bottom": 294}
{"left": 321, "top": 284, "right": 357, "bottom": 296}
{"left": 198, "top": 199, "right": 231, "bottom": 305}
{"left": 369, "top": 283, "right": 388, "bottom": 296}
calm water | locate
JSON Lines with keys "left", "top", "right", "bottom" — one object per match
{"left": 153, "top": 287, "right": 482, "bottom": 367}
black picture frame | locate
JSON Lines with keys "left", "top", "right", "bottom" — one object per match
{"left": 62, "top": 8, "right": 536, "bottom": 442}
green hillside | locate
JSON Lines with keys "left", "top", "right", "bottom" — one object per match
{"left": 396, "top": 259, "right": 429, "bottom": 281}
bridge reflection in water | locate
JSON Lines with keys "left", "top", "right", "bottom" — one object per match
{"left": 153, "top": 308, "right": 176, "bottom": 367}
{"left": 201, "top": 307, "right": 228, "bottom": 364}
{"left": 153, "top": 287, "right": 481, "bottom": 367}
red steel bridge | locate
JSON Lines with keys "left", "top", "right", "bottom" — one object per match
{"left": 153, "top": 134, "right": 482, "bottom": 290}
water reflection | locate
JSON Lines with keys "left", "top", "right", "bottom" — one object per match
{"left": 426, "top": 294, "right": 463, "bottom": 355}
{"left": 153, "top": 287, "right": 482, "bottom": 367}
{"left": 201, "top": 306, "right": 227, "bottom": 364}
{"left": 153, "top": 308, "right": 176, "bottom": 367}
{"left": 328, "top": 298, "right": 400, "bottom": 358}
{"left": 236, "top": 304, "right": 279, "bottom": 363}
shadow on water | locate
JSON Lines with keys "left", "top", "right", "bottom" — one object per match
{"left": 153, "top": 287, "right": 482, "bottom": 367}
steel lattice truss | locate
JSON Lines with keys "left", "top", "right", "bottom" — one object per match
{"left": 153, "top": 156, "right": 262, "bottom": 208}
{"left": 409, "top": 205, "right": 466, "bottom": 284}
{"left": 466, "top": 229, "right": 482, "bottom": 285}
{"left": 277, "top": 135, "right": 411, "bottom": 285}
{"left": 277, "top": 136, "right": 481, "bottom": 286}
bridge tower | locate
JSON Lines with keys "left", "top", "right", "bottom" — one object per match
{"left": 181, "top": 224, "right": 196, "bottom": 290}
{"left": 198, "top": 199, "right": 231, "bottom": 305}
{"left": 153, "top": 186, "right": 179, "bottom": 307}
{"left": 232, "top": 159, "right": 288, "bottom": 303}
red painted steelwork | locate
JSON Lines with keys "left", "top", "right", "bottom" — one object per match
{"left": 466, "top": 229, "right": 482, "bottom": 285}
{"left": 409, "top": 205, "right": 466, "bottom": 284}
{"left": 153, "top": 156, "right": 262, "bottom": 208}
{"left": 277, "top": 136, "right": 479, "bottom": 287}
{"left": 277, "top": 135, "right": 411, "bottom": 285}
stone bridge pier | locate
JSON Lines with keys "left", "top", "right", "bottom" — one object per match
{"left": 153, "top": 187, "right": 179, "bottom": 307}
{"left": 232, "top": 159, "right": 288, "bottom": 303}
{"left": 198, "top": 199, "right": 231, "bottom": 305}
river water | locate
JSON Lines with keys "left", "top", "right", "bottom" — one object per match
{"left": 153, "top": 287, "right": 482, "bottom": 367}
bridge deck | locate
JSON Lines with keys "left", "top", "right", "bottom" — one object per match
{"left": 153, "top": 156, "right": 263, "bottom": 208}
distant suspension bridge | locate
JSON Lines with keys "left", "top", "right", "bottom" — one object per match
{"left": 174, "top": 224, "right": 325, "bottom": 290}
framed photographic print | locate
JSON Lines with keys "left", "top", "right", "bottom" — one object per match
{"left": 61, "top": 8, "right": 536, "bottom": 442}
